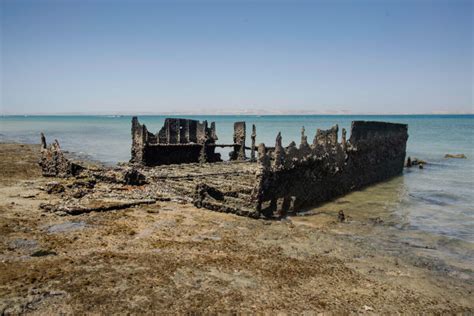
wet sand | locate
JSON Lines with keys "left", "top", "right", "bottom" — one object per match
{"left": 0, "top": 143, "right": 473, "bottom": 314}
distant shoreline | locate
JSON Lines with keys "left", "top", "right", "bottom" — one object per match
{"left": 2, "top": 113, "right": 473, "bottom": 117}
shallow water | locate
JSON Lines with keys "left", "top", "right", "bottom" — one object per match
{"left": 45, "top": 221, "right": 87, "bottom": 234}
{"left": 294, "top": 176, "right": 474, "bottom": 270}
{"left": 1, "top": 114, "right": 473, "bottom": 261}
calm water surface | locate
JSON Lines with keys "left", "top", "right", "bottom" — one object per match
{"left": 1, "top": 115, "right": 473, "bottom": 263}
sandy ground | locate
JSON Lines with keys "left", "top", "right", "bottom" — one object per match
{"left": 0, "top": 143, "right": 473, "bottom": 314}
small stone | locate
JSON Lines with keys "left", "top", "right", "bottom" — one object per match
{"left": 369, "top": 217, "right": 384, "bottom": 225}
{"left": 444, "top": 153, "right": 467, "bottom": 159}
{"left": 46, "top": 182, "right": 65, "bottom": 194}
{"left": 70, "top": 178, "right": 96, "bottom": 189}
{"left": 123, "top": 168, "right": 147, "bottom": 185}
{"left": 411, "top": 158, "right": 427, "bottom": 165}
{"left": 72, "top": 189, "right": 88, "bottom": 199}
{"left": 338, "top": 210, "right": 345, "bottom": 222}
{"left": 39, "top": 203, "right": 54, "bottom": 211}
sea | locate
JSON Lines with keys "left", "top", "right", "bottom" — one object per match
{"left": 1, "top": 115, "right": 473, "bottom": 269}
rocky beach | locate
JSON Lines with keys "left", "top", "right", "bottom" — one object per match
{"left": 2, "top": 0, "right": 473, "bottom": 312}
{"left": 1, "top": 142, "right": 473, "bottom": 314}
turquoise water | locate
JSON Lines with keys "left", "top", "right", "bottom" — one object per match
{"left": 1, "top": 115, "right": 473, "bottom": 248}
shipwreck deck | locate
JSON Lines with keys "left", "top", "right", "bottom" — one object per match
{"left": 143, "top": 161, "right": 260, "bottom": 216}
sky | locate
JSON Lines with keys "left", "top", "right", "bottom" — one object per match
{"left": 1, "top": 0, "right": 472, "bottom": 115}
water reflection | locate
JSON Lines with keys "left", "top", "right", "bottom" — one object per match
{"left": 291, "top": 174, "right": 474, "bottom": 272}
{"left": 298, "top": 175, "right": 408, "bottom": 224}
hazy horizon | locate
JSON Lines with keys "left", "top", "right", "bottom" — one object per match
{"left": 2, "top": 110, "right": 473, "bottom": 116}
{"left": 1, "top": 0, "right": 473, "bottom": 115}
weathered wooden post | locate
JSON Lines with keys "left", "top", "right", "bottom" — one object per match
{"left": 274, "top": 132, "right": 284, "bottom": 169}
{"left": 230, "top": 121, "right": 246, "bottom": 160}
{"left": 250, "top": 124, "right": 256, "bottom": 162}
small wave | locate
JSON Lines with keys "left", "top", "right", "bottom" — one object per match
{"left": 409, "top": 190, "right": 462, "bottom": 206}
{"left": 424, "top": 161, "right": 450, "bottom": 167}
{"left": 437, "top": 235, "right": 474, "bottom": 249}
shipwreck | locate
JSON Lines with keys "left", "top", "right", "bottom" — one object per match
{"left": 39, "top": 117, "right": 408, "bottom": 219}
